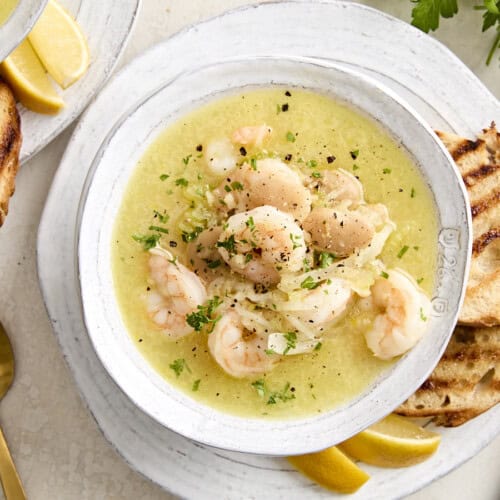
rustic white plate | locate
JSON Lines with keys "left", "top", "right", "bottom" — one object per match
{"left": 0, "top": 0, "right": 47, "bottom": 62}
{"left": 38, "top": 1, "right": 500, "bottom": 498}
{"left": 15, "top": 0, "right": 141, "bottom": 162}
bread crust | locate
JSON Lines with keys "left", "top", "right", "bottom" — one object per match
{"left": 436, "top": 125, "right": 499, "bottom": 327}
{"left": 0, "top": 77, "right": 22, "bottom": 227}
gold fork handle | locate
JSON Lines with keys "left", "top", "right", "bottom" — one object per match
{"left": 0, "top": 426, "right": 25, "bottom": 500}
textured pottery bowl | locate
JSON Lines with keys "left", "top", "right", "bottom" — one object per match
{"left": 78, "top": 56, "right": 471, "bottom": 456}
{"left": 0, "top": 0, "right": 47, "bottom": 62}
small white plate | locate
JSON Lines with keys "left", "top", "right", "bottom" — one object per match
{"left": 15, "top": 0, "right": 141, "bottom": 162}
{"left": 0, "top": 0, "right": 47, "bottom": 62}
{"left": 38, "top": 1, "right": 500, "bottom": 498}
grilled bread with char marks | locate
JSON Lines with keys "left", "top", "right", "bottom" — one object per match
{"left": 0, "top": 77, "right": 21, "bottom": 226}
{"left": 397, "top": 326, "right": 499, "bottom": 426}
{"left": 396, "top": 126, "right": 499, "bottom": 426}
{"left": 436, "top": 124, "right": 499, "bottom": 327}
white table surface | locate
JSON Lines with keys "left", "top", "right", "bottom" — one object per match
{"left": 0, "top": 1, "right": 498, "bottom": 499}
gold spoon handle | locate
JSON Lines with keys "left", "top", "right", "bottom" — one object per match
{"left": 0, "top": 426, "right": 25, "bottom": 500}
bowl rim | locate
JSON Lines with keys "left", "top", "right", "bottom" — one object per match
{"left": 0, "top": 0, "right": 48, "bottom": 62}
{"left": 78, "top": 54, "right": 471, "bottom": 456}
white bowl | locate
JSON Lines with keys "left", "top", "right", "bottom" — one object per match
{"left": 78, "top": 56, "right": 471, "bottom": 456}
{"left": 0, "top": 0, "right": 47, "bottom": 62}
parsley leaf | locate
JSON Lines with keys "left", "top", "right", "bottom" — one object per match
{"left": 169, "top": 358, "right": 191, "bottom": 377}
{"left": 267, "top": 382, "right": 296, "bottom": 405}
{"left": 411, "top": 0, "right": 458, "bottom": 33}
{"left": 175, "top": 178, "right": 189, "bottom": 187}
{"left": 317, "top": 251, "right": 336, "bottom": 269}
{"left": 153, "top": 210, "right": 169, "bottom": 223}
{"left": 132, "top": 233, "right": 161, "bottom": 250}
{"left": 286, "top": 131, "right": 296, "bottom": 143}
{"left": 181, "top": 226, "right": 203, "bottom": 243}
{"left": 301, "top": 276, "right": 320, "bottom": 289}
{"left": 251, "top": 379, "right": 266, "bottom": 398}
{"left": 192, "top": 379, "right": 201, "bottom": 391}
{"left": 216, "top": 234, "right": 236, "bottom": 254}
{"left": 283, "top": 332, "right": 297, "bottom": 355}
{"left": 397, "top": 245, "right": 409, "bottom": 259}
{"left": 185, "top": 296, "right": 222, "bottom": 332}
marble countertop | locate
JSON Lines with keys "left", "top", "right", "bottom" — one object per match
{"left": 0, "top": 1, "right": 498, "bottom": 498}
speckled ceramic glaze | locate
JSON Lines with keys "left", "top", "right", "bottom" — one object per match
{"left": 38, "top": 1, "right": 499, "bottom": 498}
{"left": 78, "top": 56, "right": 470, "bottom": 456}
{"left": 0, "top": 0, "right": 47, "bottom": 62}
{"left": 14, "top": 0, "right": 141, "bottom": 162}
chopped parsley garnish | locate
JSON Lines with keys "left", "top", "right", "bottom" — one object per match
{"left": 380, "top": 271, "right": 389, "bottom": 279}
{"left": 350, "top": 149, "right": 359, "bottom": 159}
{"left": 301, "top": 276, "right": 320, "bottom": 289}
{"left": 289, "top": 233, "right": 302, "bottom": 250}
{"left": 267, "top": 382, "right": 296, "bottom": 405}
{"left": 192, "top": 379, "right": 201, "bottom": 391}
{"left": 276, "top": 104, "right": 281, "bottom": 115}
{"left": 148, "top": 225, "right": 169, "bottom": 234}
{"left": 303, "top": 258, "right": 311, "bottom": 272}
{"left": 397, "top": 245, "right": 409, "bottom": 258}
{"left": 245, "top": 216, "right": 255, "bottom": 231}
{"left": 283, "top": 332, "right": 297, "bottom": 354}
{"left": 417, "top": 277, "right": 424, "bottom": 284}
{"left": 159, "top": 174, "right": 170, "bottom": 181}
{"left": 185, "top": 296, "right": 222, "bottom": 332}
{"left": 251, "top": 379, "right": 266, "bottom": 398}
{"left": 265, "top": 348, "right": 277, "bottom": 356}
{"left": 352, "top": 164, "right": 359, "bottom": 171}
{"left": 206, "top": 259, "right": 222, "bottom": 269}
{"left": 181, "top": 226, "right": 203, "bottom": 243}
{"left": 250, "top": 158, "right": 257, "bottom": 170}
{"left": 411, "top": 187, "right": 416, "bottom": 198}
{"left": 182, "top": 155, "right": 192, "bottom": 165}
{"left": 231, "top": 181, "right": 244, "bottom": 191}
{"left": 251, "top": 379, "right": 296, "bottom": 405}
{"left": 175, "top": 177, "right": 189, "bottom": 187}
{"left": 286, "top": 131, "right": 296, "bottom": 143}
{"left": 224, "top": 185, "right": 232, "bottom": 192}
{"left": 169, "top": 358, "right": 191, "bottom": 377}
{"left": 245, "top": 253, "right": 253, "bottom": 263}
{"left": 306, "top": 159, "right": 318, "bottom": 168}
{"left": 317, "top": 251, "right": 336, "bottom": 268}
{"left": 311, "top": 171, "right": 322, "bottom": 178}
{"left": 153, "top": 210, "right": 169, "bottom": 223}
{"left": 383, "top": 168, "right": 392, "bottom": 174}
{"left": 132, "top": 233, "right": 161, "bottom": 250}
{"left": 216, "top": 234, "right": 236, "bottom": 254}
{"left": 420, "top": 307, "right": 428, "bottom": 321}
{"left": 314, "top": 342, "right": 322, "bottom": 351}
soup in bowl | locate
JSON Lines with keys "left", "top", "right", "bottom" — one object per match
{"left": 78, "top": 57, "right": 470, "bottom": 455}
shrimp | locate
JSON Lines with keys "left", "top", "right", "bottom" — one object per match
{"left": 231, "top": 124, "right": 272, "bottom": 147}
{"left": 214, "top": 158, "right": 312, "bottom": 222}
{"left": 309, "top": 168, "right": 364, "bottom": 205}
{"left": 146, "top": 247, "right": 207, "bottom": 339}
{"left": 217, "top": 205, "right": 307, "bottom": 286}
{"left": 303, "top": 207, "right": 375, "bottom": 257}
{"left": 364, "top": 269, "right": 432, "bottom": 360}
{"left": 205, "top": 137, "right": 238, "bottom": 175}
{"left": 186, "top": 226, "right": 224, "bottom": 282}
{"left": 208, "top": 311, "right": 279, "bottom": 377}
{"left": 282, "top": 278, "right": 352, "bottom": 327}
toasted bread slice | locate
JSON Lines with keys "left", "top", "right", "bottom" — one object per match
{"left": 396, "top": 326, "right": 499, "bottom": 426}
{"left": 0, "top": 77, "right": 22, "bottom": 226}
{"left": 436, "top": 125, "right": 499, "bottom": 327}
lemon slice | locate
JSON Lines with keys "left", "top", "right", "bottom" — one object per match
{"left": 338, "top": 414, "right": 441, "bottom": 468}
{"left": 28, "top": 0, "right": 89, "bottom": 89}
{"left": 288, "top": 446, "right": 369, "bottom": 493}
{"left": 0, "top": 39, "right": 64, "bottom": 114}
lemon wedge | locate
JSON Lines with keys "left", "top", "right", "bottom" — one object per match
{"left": 338, "top": 414, "right": 441, "bottom": 468}
{"left": 288, "top": 446, "right": 369, "bottom": 493}
{"left": 28, "top": 0, "right": 89, "bottom": 89}
{"left": 0, "top": 39, "right": 64, "bottom": 114}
